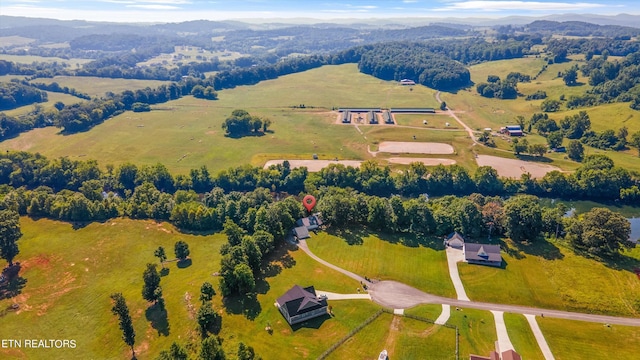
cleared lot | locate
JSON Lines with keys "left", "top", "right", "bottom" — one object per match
{"left": 378, "top": 141, "right": 455, "bottom": 154}
{"left": 476, "top": 155, "right": 561, "bottom": 179}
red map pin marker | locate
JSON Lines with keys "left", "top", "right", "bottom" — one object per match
{"left": 302, "top": 195, "right": 316, "bottom": 213}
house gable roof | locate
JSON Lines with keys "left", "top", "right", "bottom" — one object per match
{"left": 293, "top": 226, "right": 310, "bottom": 239}
{"left": 464, "top": 243, "right": 502, "bottom": 263}
{"left": 277, "top": 285, "right": 327, "bottom": 317}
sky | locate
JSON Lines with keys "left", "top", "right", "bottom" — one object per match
{"left": 1, "top": 0, "right": 639, "bottom": 23}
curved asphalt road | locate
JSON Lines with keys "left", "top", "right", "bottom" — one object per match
{"left": 298, "top": 240, "right": 640, "bottom": 327}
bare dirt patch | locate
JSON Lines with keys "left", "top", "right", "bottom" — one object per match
{"left": 384, "top": 316, "right": 401, "bottom": 357}
{"left": 378, "top": 141, "right": 454, "bottom": 154}
{"left": 476, "top": 155, "right": 561, "bottom": 179}
{"left": 263, "top": 160, "right": 362, "bottom": 172}
{"left": 387, "top": 157, "right": 456, "bottom": 166}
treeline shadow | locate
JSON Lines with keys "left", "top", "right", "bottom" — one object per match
{"left": 326, "top": 227, "right": 371, "bottom": 245}
{"left": 508, "top": 238, "right": 564, "bottom": 261}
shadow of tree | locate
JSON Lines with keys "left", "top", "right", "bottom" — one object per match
{"left": 326, "top": 227, "right": 370, "bottom": 245}
{"left": 223, "top": 293, "right": 262, "bottom": 321}
{"left": 159, "top": 268, "right": 170, "bottom": 277}
{"left": 145, "top": 302, "right": 169, "bottom": 336}
{"left": 0, "top": 263, "right": 27, "bottom": 300}
{"left": 511, "top": 239, "right": 564, "bottom": 260}
{"left": 574, "top": 247, "right": 640, "bottom": 273}
{"left": 177, "top": 259, "right": 192, "bottom": 268}
{"left": 515, "top": 154, "right": 554, "bottom": 163}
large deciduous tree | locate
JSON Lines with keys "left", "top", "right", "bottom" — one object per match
{"left": 567, "top": 207, "right": 632, "bottom": 257}
{"left": 199, "top": 336, "right": 226, "bottom": 360}
{"left": 503, "top": 195, "right": 543, "bottom": 242}
{"left": 0, "top": 209, "right": 22, "bottom": 266}
{"left": 110, "top": 293, "right": 136, "bottom": 357}
{"left": 174, "top": 240, "right": 190, "bottom": 261}
{"left": 142, "top": 263, "right": 162, "bottom": 303}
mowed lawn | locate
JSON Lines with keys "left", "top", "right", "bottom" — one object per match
{"left": 0, "top": 217, "right": 376, "bottom": 359}
{"left": 327, "top": 309, "right": 497, "bottom": 360}
{"left": 458, "top": 240, "right": 640, "bottom": 317}
{"left": 306, "top": 230, "right": 456, "bottom": 298}
{"left": 503, "top": 313, "right": 545, "bottom": 360}
{"left": 538, "top": 317, "right": 640, "bottom": 359}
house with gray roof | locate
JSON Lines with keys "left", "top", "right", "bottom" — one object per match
{"left": 464, "top": 243, "right": 502, "bottom": 267}
{"left": 276, "top": 285, "right": 328, "bottom": 325}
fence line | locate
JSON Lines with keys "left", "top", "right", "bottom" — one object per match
{"left": 316, "top": 309, "right": 384, "bottom": 360}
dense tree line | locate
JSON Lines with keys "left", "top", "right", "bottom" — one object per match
{"left": 525, "top": 20, "right": 640, "bottom": 38}
{"left": 358, "top": 42, "right": 471, "bottom": 90}
{"left": 0, "top": 76, "right": 216, "bottom": 136}
{"left": 28, "top": 81, "right": 91, "bottom": 100}
{"left": 0, "top": 151, "right": 637, "bottom": 233}
{"left": 0, "top": 81, "right": 48, "bottom": 110}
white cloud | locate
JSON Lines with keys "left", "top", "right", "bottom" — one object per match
{"left": 435, "top": 1, "right": 607, "bottom": 12}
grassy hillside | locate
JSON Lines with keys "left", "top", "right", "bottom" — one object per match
{"left": 306, "top": 230, "right": 456, "bottom": 298}
{"left": 0, "top": 217, "right": 372, "bottom": 359}
{"left": 35, "top": 76, "right": 170, "bottom": 98}
{"left": 0, "top": 64, "right": 450, "bottom": 174}
{"left": 458, "top": 239, "right": 640, "bottom": 317}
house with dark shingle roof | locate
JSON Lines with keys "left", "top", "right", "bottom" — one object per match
{"left": 464, "top": 243, "right": 502, "bottom": 267}
{"left": 276, "top": 285, "right": 328, "bottom": 325}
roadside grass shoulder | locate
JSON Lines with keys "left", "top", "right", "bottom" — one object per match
{"left": 503, "top": 313, "right": 545, "bottom": 360}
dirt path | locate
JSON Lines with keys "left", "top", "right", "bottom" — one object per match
{"left": 383, "top": 316, "right": 401, "bottom": 357}
{"left": 436, "top": 91, "right": 477, "bottom": 144}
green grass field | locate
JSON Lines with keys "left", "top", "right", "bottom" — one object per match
{"left": 393, "top": 113, "right": 461, "bottom": 129}
{"left": 328, "top": 309, "right": 496, "bottom": 360}
{"left": 0, "top": 54, "right": 91, "bottom": 68}
{"left": 503, "top": 313, "right": 545, "bottom": 360}
{"left": 306, "top": 230, "right": 456, "bottom": 298}
{"left": 0, "top": 64, "right": 454, "bottom": 174}
{"left": 458, "top": 239, "right": 640, "bottom": 317}
{"left": 3, "top": 92, "right": 84, "bottom": 117}
{"left": 538, "top": 317, "right": 640, "bottom": 359}
{"left": 0, "top": 217, "right": 378, "bottom": 359}
{"left": 34, "top": 76, "right": 170, "bottom": 98}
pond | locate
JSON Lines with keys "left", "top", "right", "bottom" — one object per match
{"left": 543, "top": 199, "right": 640, "bottom": 243}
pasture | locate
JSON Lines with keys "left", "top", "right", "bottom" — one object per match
{"left": 0, "top": 64, "right": 459, "bottom": 174}
{"left": 0, "top": 54, "right": 91, "bottom": 68}
{"left": 392, "top": 113, "right": 460, "bottom": 129}
{"left": 0, "top": 217, "right": 380, "bottom": 359}
{"left": 458, "top": 239, "right": 640, "bottom": 317}
{"left": 35, "top": 76, "right": 170, "bottom": 98}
